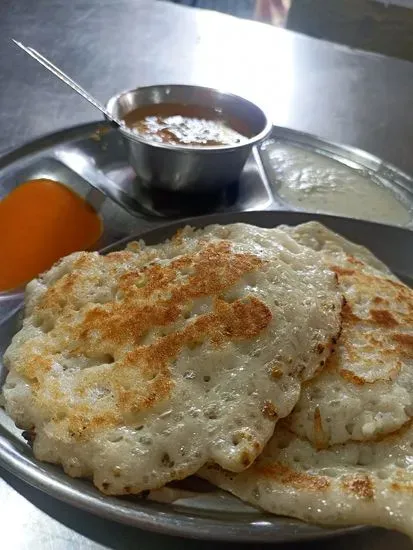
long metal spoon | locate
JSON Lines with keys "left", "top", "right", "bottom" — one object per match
{"left": 12, "top": 39, "right": 122, "bottom": 127}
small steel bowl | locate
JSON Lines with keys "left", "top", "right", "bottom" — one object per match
{"left": 106, "top": 84, "right": 272, "bottom": 193}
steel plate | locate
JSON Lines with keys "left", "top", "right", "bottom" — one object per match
{"left": 2, "top": 210, "right": 413, "bottom": 542}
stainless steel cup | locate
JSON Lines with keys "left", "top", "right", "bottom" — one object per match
{"left": 106, "top": 84, "right": 272, "bottom": 193}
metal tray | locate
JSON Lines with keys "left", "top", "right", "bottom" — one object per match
{"left": 2, "top": 210, "right": 413, "bottom": 543}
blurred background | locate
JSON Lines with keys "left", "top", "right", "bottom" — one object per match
{"left": 170, "top": 0, "right": 413, "bottom": 62}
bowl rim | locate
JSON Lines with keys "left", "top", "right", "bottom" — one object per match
{"left": 105, "top": 83, "right": 273, "bottom": 153}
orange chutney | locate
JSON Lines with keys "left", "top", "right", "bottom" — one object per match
{"left": 0, "top": 179, "right": 103, "bottom": 292}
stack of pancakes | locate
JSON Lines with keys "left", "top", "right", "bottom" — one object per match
{"left": 3, "top": 221, "right": 413, "bottom": 538}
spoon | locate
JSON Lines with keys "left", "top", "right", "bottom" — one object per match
{"left": 12, "top": 39, "right": 122, "bottom": 128}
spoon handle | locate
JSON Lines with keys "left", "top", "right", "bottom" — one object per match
{"left": 12, "top": 39, "right": 120, "bottom": 127}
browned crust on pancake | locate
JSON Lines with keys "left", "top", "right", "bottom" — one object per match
{"left": 262, "top": 400, "right": 278, "bottom": 420}
{"left": 255, "top": 462, "right": 330, "bottom": 491}
{"left": 369, "top": 309, "right": 399, "bottom": 327}
{"left": 330, "top": 266, "right": 355, "bottom": 277}
{"left": 392, "top": 334, "right": 413, "bottom": 357}
{"left": 338, "top": 368, "right": 366, "bottom": 386}
{"left": 390, "top": 482, "right": 413, "bottom": 493}
{"left": 313, "top": 406, "right": 328, "bottom": 449}
{"left": 342, "top": 474, "right": 375, "bottom": 500}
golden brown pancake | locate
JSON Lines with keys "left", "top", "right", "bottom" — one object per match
{"left": 2, "top": 223, "right": 341, "bottom": 494}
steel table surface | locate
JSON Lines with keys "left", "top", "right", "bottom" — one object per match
{"left": 1, "top": 0, "right": 413, "bottom": 548}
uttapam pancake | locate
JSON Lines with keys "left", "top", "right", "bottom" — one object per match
{"left": 2, "top": 223, "right": 341, "bottom": 495}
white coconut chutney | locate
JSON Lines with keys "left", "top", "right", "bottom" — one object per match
{"left": 264, "top": 143, "right": 410, "bottom": 226}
